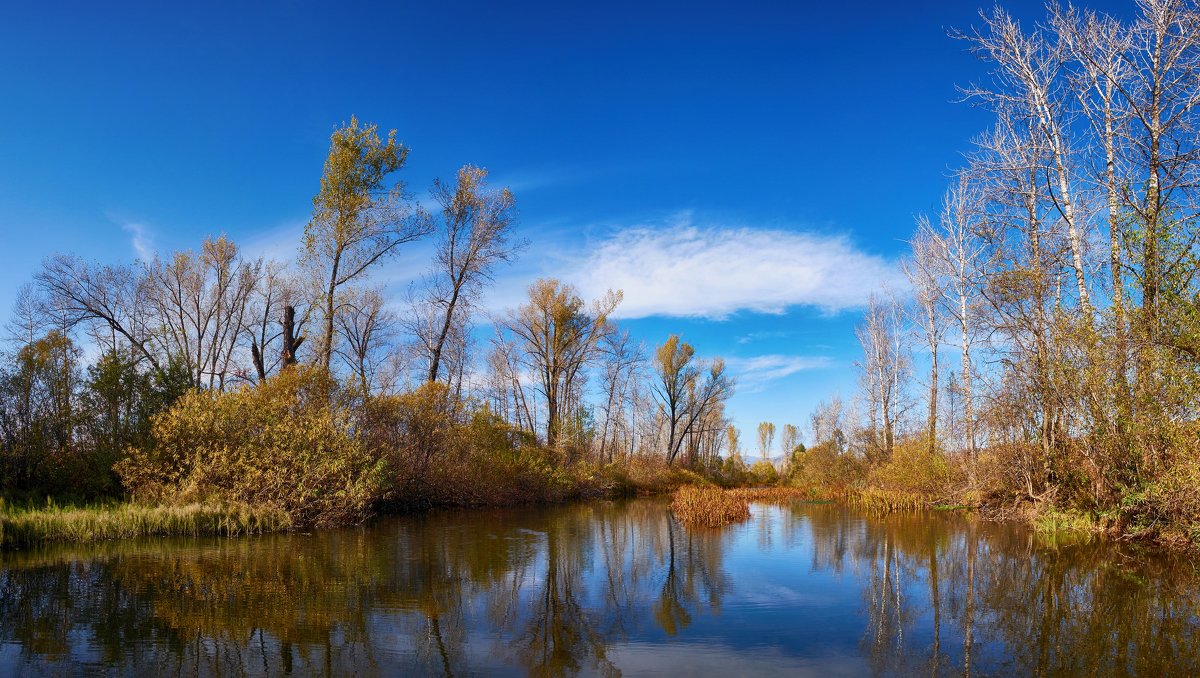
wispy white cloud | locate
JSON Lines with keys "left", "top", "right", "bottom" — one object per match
{"left": 736, "top": 330, "right": 793, "bottom": 345}
{"left": 120, "top": 222, "right": 155, "bottom": 261}
{"left": 725, "top": 354, "right": 833, "bottom": 393}
{"left": 488, "top": 214, "right": 907, "bottom": 319}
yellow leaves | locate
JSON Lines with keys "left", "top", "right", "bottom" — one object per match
{"left": 117, "top": 367, "right": 382, "bottom": 527}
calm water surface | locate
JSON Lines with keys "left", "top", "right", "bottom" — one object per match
{"left": 1, "top": 498, "right": 1198, "bottom": 676}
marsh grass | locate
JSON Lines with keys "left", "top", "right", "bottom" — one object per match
{"left": 670, "top": 486, "right": 750, "bottom": 527}
{"left": 848, "top": 487, "right": 931, "bottom": 513}
{"left": 0, "top": 499, "right": 291, "bottom": 549}
{"left": 727, "top": 487, "right": 810, "bottom": 504}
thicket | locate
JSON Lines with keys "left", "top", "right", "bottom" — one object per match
{"left": 0, "top": 117, "right": 742, "bottom": 541}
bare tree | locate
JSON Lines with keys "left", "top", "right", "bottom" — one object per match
{"left": 809, "top": 394, "right": 847, "bottom": 453}
{"left": 597, "top": 329, "right": 644, "bottom": 464}
{"left": 35, "top": 254, "right": 162, "bottom": 376}
{"left": 928, "top": 180, "right": 989, "bottom": 467}
{"left": 4, "top": 284, "right": 50, "bottom": 348}
{"left": 504, "top": 279, "right": 621, "bottom": 448}
{"left": 855, "top": 292, "right": 910, "bottom": 461}
{"left": 960, "top": 7, "right": 1094, "bottom": 313}
{"left": 906, "top": 220, "right": 948, "bottom": 454}
{"left": 335, "top": 287, "right": 397, "bottom": 397}
{"left": 247, "top": 261, "right": 306, "bottom": 382}
{"left": 417, "top": 165, "right": 520, "bottom": 384}
{"left": 143, "top": 236, "right": 261, "bottom": 389}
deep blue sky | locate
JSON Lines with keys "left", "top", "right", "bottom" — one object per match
{"left": 0, "top": 0, "right": 1132, "bottom": 449}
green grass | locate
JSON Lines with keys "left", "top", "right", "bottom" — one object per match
{"left": 1033, "top": 508, "right": 1098, "bottom": 535}
{"left": 0, "top": 498, "right": 291, "bottom": 550}
{"left": 932, "top": 503, "right": 973, "bottom": 512}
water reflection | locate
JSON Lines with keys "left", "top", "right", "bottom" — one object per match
{"left": 1, "top": 500, "right": 1197, "bottom": 676}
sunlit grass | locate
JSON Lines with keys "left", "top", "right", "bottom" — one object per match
{"left": 0, "top": 498, "right": 291, "bottom": 549}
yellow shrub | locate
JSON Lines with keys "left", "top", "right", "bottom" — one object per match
{"left": 868, "top": 438, "right": 951, "bottom": 497}
{"left": 116, "top": 367, "right": 385, "bottom": 527}
{"left": 749, "top": 459, "right": 779, "bottom": 485}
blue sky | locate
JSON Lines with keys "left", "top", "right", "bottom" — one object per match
{"left": 0, "top": 0, "right": 1130, "bottom": 444}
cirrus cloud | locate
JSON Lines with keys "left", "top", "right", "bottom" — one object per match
{"left": 566, "top": 221, "right": 906, "bottom": 319}
{"left": 725, "top": 354, "right": 833, "bottom": 393}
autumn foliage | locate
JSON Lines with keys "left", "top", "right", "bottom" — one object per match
{"left": 116, "top": 367, "right": 385, "bottom": 527}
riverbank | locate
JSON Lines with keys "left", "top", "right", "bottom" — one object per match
{"left": 781, "top": 481, "right": 1200, "bottom": 553}
{"left": 0, "top": 458, "right": 711, "bottom": 550}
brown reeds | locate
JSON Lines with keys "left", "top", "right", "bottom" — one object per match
{"left": 670, "top": 486, "right": 751, "bottom": 527}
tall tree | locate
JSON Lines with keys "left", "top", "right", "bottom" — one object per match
{"left": 35, "top": 255, "right": 162, "bottom": 377}
{"left": 303, "top": 117, "right": 430, "bottom": 370}
{"left": 417, "top": 165, "right": 520, "bottom": 384}
{"left": 651, "top": 334, "right": 733, "bottom": 466}
{"left": 143, "top": 236, "right": 261, "bottom": 389}
{"left": 335, "top": 287, "right": 396, "bottom": 397}
{"left": 855, "top": 293, "right": 910, "bottom": 461}
{"left": 756, "top": 421, "right": 776, "bottom": 460}
{"left": 906, "top": 221, "right": 948, "bottom": 454}
{"left": 927, "top": 180, "right": 988, "bottom": 468}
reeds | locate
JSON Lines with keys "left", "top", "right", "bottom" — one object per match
{"left": 0, "top": 500, "right": 291, "bottom": 550}
{"left": 727, "top": 487, "right": 810, "bottom": 504}
{"left": 670, "top": 486, "right": 750, "bottom": 527}
{"left": 847, "top": 487, "right": 931, "bottom": 513}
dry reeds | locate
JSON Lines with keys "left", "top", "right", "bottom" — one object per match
{"left": 670, "top": 486, "right": 750, "bottom": 527}
{"left": 727, "top": 487, "right": 810, "bottom": 504}
{"left": 848, "top": 487, "right": 931, "bottom": 513}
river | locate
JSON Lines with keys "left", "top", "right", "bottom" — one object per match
{"left": 1, "top": 498, "right": 1197, "bottom": 676}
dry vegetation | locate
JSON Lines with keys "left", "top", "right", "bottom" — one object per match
{"left": 670, "top": 486, "right": 750, "bottom": 527}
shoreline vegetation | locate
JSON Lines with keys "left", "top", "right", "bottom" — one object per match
{"left": 0, "top": 499, "right": 290, "bottom": 550}
{"left": 2, "top": 476, "right": 1173, "bottom": 552}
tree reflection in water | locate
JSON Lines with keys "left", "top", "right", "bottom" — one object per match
{"left": 1, "top": 499, "right": 1198, "bottom": 676}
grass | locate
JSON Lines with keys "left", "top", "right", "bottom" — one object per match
{"left": 0, "top": 498, "right": 291, "bottom": 550}
{"left": 1032, "top": 508, "right": 1099, "bottom": 535}
{"left": 670, "top": 486, "right": 751, "bottom": 527}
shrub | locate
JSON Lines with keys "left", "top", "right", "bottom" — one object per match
{"left": 749, "top": 459, "right": 779, "bottom": 485}
{"left": 116, "top": 367, "right": 386, "bottom": 527}
{"left": 1121, "top": 456, "right": 1200, "bottom": 545}
{"left": 868, "top": 437, "right": 952, "bottom": 497}
{"left": 786, "top": 442, "right": 865, "bottom": 492}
